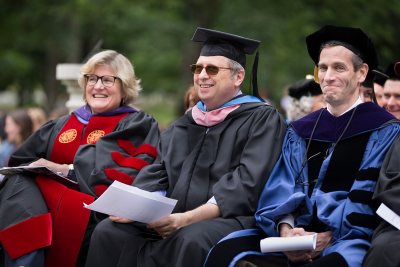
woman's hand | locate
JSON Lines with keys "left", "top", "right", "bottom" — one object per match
{"left": 29, "top": 158, "right": 69, "bottom": 176}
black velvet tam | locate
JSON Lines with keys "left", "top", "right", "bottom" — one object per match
{"left": 306, "top": 25, "right": 378, "bottom": 69}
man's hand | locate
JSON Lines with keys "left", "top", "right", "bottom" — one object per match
{"left": 108, "top": 213, "right": 191, "bottom": 238}
{"left": 148, "top": 202, "right": 220, "bottom": 239}
{"left": 147, "top": 213, "right": 190, "bottom": 238}
{"left": 109, "top": 216, "right": 134, "bottom": 223}
{"left": 279, "top": 225, "right": 313, "bottom": 263}
{"left": 309, "top": 231, "right": 332, "bottom": 259}
{"left": 279, "top": 225, "right": 333, "bottom": 263}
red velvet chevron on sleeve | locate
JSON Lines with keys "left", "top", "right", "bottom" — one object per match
{"left": 117, "top": 139, "right": 157, "bottom": 158}
{"left": 96, "top": 139, "right": 158, "bottom": 196}
{"left": 111, "top": 151, "right": 149, "bottom": 169}
{"left": 94, "top": 184, "right": 108, "bottom": 197}
{"left": 104, "top": 167, "right": 134, "bottom": 185}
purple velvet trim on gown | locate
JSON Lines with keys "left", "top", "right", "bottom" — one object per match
{"left": 291, "top": 102, "right": 396, "bottom": 141}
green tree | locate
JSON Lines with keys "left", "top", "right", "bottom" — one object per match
{"left": 0, "top": 0, "right": 399, "bottom": 123}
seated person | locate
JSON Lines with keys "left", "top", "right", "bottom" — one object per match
{"left": 285, "top": 75, "right": 325, "bottom": 122}
{"left": 363, "top": 61, "right": 400, "bottom": 267}
{"left": 83, "top": 27, "right": 287, "bottom": 267}
{"left": 372, "top": 68, "right": 387, "bottom": 108}
{"left": 382, "top": 61, "right": 400, "bottom": 119}
{"left": 0, "top": 50, "right": 160, "bottom": 267}
{"left": 204, "top": 25, "right": 400, "bottom": 267}
{"left": 0, "top": 109, "right": 33, "bottom": 168}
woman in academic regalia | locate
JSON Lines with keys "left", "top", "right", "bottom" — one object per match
{"left": 0, "top": 50, "right": 160, "bottom": 267}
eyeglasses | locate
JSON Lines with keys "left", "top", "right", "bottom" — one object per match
{"left": 190, "top": 64, "right": 232, "bottom": 76}
{"left": 84, "top": 74, "right": 120, "bottom": 87}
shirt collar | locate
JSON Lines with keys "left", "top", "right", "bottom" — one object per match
{"left": 326, "top": 96, "right": 363, "bottom": 116}
{"left": 201, "top": 90, "right": 242, "bottom": 111}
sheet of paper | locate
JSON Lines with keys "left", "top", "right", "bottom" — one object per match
{"left": 84, "top": 180, "right": 177, "bottom": 223}
{"left": 260, "top": 234, "right": 317, "bottom": 253}
{"left": 376, "top": 203, "right": 400, "bottom": 230}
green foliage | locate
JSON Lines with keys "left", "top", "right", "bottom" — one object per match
{"left": 1, "top": 0, "right": 399, "bottom": 119}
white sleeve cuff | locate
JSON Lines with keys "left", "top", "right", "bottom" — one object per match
{"left": 277, "top": 214, "right": 294, "bottom": 230}
{"left": 152, "top": 190, "right": 167, "bottom": 197}
{"left": 207, "top": 196, "right": 218, "bottom": 205}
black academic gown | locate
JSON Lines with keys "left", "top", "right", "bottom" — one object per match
{"left": 0, "top": 111, "right": 160, "bottom": 267}
{"left": 363, "top": 135, "right": 400, "bottom": 267}
{"left": 85, "top": 102, "right": 287, "bottom": 267}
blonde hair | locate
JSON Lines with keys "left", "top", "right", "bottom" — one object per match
{"left": 78, "top": 50, "right": 142, "bottom": 106}
{"left": 27, "top": 107, "right": 47, "bottom": 132}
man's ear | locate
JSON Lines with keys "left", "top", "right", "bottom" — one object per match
{"left": 234, "top": 69, "right": 245, "bottom": 87}
{"left": 358, "top": 63, "right": 369, "bottom": 84}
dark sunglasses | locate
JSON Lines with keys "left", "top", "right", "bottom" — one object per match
{"left": 190, "top": 64, "right": 232, "bottom": 75}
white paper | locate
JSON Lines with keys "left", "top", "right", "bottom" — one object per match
{"left": 84, "top": 181, "right": 177, "bottom": 223}
{"left": 260, "top": 234, "right": 317, "bottom": 253}
{"left": 376, "top": 203, "right": 400, "bottom": 230}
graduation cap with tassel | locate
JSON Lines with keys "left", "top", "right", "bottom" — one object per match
{"left": 191, "top": 27, "right": 263, "bottom": 100}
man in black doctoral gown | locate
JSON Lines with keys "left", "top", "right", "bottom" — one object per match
{"left": 84, "top": 27, "right": 287, "bottom": 267}
{"left": 363, "top": 61, "right": 400, "bottom": 267}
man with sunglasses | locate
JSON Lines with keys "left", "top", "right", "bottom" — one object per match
{"left": 204, "top": 26, "right": 400, "bottom": 267}
{"left": 84, "top": 27, "right": 286, "bottom": 267}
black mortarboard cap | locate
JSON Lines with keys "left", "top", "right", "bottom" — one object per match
{"left": 288, "top": 78, "right": 322, "bottom": 99}
{"left": 384, "top": 62, "right": 400, "bottom": 80}
{"left": 395, "top": 62, "right": 400, "bottom": 78}
{"left": 373, "top": 73, "right": 387, "bottom": 87}
{"left": 192, "top": 27, "right": 260, "bottom": 68}
{"left": 306, "top": 25, "right": 378, "bottom": 70}
{"left": 361, "top": 71, "right": 374, "bottom": 88}
{"left": 371, "top": 67, "right": 388, "bottom": 86}
{"left": 192, "top": 27, "right": 262, "bottom": 99}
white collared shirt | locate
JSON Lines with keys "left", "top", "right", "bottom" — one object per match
{"left": 326, "top": 96, "right": 363, "bottom": 116}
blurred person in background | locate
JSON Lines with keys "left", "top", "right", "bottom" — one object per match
{"left": 285, "top": 75, "right": 325, "bottom": 122}
{"left": 48, "top": 106, "right": 69, "bottom": 121}
{"left": 0, "top": 50, "right": 160, "bottom": 267}
{"left": 183, "top": 84, "right": 200, "bottom": 112}
{"left": 0, "top": 112, "right": 6, "bottom": 143}
{"left": 373, "top": 68, "right": 387, "bottom": 108}
{"left": 359, "top": 73, "right": 374, "bottom": 103}
{"left": 0, "top": 109, "right": 33, "bottom": 168}
{"left": 382, "top": 61, "right": 400, "bottom": 119}
{"left": 28, "top": 107, "right": 48, "bottom": 132}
